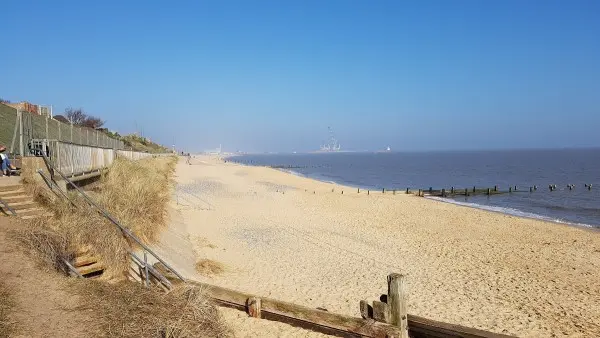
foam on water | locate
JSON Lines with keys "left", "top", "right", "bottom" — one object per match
{"left": 426, "top": 196, "right": 595, "bottom": 229}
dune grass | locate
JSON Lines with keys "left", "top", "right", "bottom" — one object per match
{"left": 20, "top": 156, "right": 177, "bottom": 279}
{"left": 72, "top": 280, "right": 230, "bottom": 338}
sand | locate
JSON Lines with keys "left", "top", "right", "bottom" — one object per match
{"left": 155, "top": 155, "right": 600, "bottom": 337}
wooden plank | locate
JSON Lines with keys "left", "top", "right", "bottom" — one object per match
{"left": 78, "top": 262, "right": 104, "bottom": 276}
{"left": 373, "top": 301, "right": 391, "bottom": 324}
{"left": 73, "top": 255, "right": 99, "bottom": 268}
{"left": 372, "top": 301, "right": 390, "bottom": 324}
{"left": 155, "top": 264, "right": 514, "bottom": 338}
{"left": 408, "top": 315, "right": 513, "bottom": 338}
{"left": 179, "top": 277, "right": 400, "bottom": 338}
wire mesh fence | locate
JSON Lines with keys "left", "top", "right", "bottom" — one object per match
{"left": 0, "top": 104, "right": 124, "bottom": 156}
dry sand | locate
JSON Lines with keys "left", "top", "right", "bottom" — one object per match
{"left": 155, "top": 155, "right": 600, "bottom": 337}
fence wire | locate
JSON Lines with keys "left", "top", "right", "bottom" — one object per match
{"left": 0, "top": 104, "right": 125, "bottom": 155}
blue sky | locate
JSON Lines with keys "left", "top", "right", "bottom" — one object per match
{"left": 1, "top": 0, "right": 599, "bottom": 152}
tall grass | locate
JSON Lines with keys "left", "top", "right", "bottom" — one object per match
{"left": 20, "top": 156, "right": 177, "bottom": 279}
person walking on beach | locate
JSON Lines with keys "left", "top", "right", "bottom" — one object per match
{"left": 186, "top": 153, "right": 192, "bottom": 165}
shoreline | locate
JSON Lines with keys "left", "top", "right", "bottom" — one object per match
{"left": 226, "top": 157, "right": 599, "bottom": 230}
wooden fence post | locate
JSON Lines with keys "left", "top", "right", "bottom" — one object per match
{"left": 388, "top": 273, "right": 408, "bottom": 338}
{"left": 247, "top": 297, "right": 262, "bottom": 318}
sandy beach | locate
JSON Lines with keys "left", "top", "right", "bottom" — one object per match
{"left": 154, "top": 155, "right": 600, "bottom": 337}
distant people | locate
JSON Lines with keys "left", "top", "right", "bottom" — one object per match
{"left": 186, "top": 153, "right": 191, "bottom": 165}
{"left": 0, "top": 145, "right": 18, "bottom": 176}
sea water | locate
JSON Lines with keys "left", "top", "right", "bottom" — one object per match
{"left": 230, "top": 149, "right": 600, "bottom": 228}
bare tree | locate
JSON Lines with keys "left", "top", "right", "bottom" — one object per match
{"left": 65, "top": 107, "right": 87, "bottom": 125}
{"left": 64, "top": 107, "right": 105, "bottom": 129}
{"left": 81, "top": 116, "right": 105, "bottom": 129}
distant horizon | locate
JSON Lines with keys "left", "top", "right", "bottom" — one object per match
{"left": 216, "top": 145, "right": 600, "bottom": 155}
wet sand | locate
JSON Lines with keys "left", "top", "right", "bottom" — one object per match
{"left": 157, "top": 155, "right": 600, "bottom": 337}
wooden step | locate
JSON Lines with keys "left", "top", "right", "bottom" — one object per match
{"left": 74, "top": 255, "right": 100, "bottom": 268}
{"left": 77, "top": 262, "right": 104, "bottom": 276}
{"left": 0, "top": 189, "right": 26, "bottom": 197}
{"left": 2, "top": 201, "right": 37, "bottom": 211}
{"left": 2, "top": 195, "right": 31, "bottom": 203}
{"left": 0, "top": 185, "right": 22, "bottom": 193}
{"left": 21, "top": 213, "right": 52, "bottom": 220}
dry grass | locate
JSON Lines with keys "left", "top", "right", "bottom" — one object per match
{"left": 19, "top": 156, "right": 177, "bottom": 279}
{"left": 72, "top": 280, "right": 231, "bottom": 337}
{"left": 195, "top": 259, "right": 226, "bottom": 276}
{"left": 8, "top": 226, "right": 73, "bottom": 273}
{"left": 0, "top": 281, "right": 16, "bottom": 338}
{"left": 95, "top": 157, "right": 177, "bottom": 244}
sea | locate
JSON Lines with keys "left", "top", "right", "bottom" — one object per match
{"left": 229, "top": 149, "right": 600, "bottom": 229}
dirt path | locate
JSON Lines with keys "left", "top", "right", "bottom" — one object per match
{"left": 0, "top": 217, "right": 97, "bottom": 338}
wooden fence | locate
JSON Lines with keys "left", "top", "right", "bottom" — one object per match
{"left": 155, "top": 264, "right": 513, "bottom": 338}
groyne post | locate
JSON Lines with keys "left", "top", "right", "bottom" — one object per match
{"left": 406, "top": 188, "right": 409, "bottom": 194}
{"left": 509, "top": 187, "right": 512, "bottom": 193}
{"left": 487, "top": 188, "right": 491, "bottom": 196}
{"left": 357, "top": 188, "right": 360, "bottom": 194}
{"left": 464, "top": 188, "right": 468, "bottom": 196}
{"left": 441, "top": 188, "right": 445, "bottom": 197}
{"left": 388, "top": 273, "right": 408, "bottom": 338}
{"left": 383, "top": 188, "right": 385, "bottom": 194}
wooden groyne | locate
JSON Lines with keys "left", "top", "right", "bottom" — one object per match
{"left": 155, "top": 264, "right": 513, "bottom": 338}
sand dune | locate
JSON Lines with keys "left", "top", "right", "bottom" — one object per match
{"left": 157, "top": 155, "right": 600, "bottom": 337}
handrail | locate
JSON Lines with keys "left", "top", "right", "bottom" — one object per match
{"left": 0, "top": 198, "right": 17, "bottom": 216}
{"left": 39, "top": 150, "right": 186, "bottom": 283}
{"left": 37, "top": 169, "right": 78, "bottom": 208}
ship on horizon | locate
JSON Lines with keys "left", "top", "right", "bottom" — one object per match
{"left": 317, "top": 127, "right": 341, "bottom": 152}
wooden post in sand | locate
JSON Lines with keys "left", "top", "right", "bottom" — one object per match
{"left": 487, "top": 188, "right": 491, "bottom": 196}
{"left": 509, "top": 187, "right": 512, "bottom": 193}
{"left": 464, "top": 188, "right": 468, "bottom": 196}
{"left": 406, "top": 188, "right": 409, "bottom": 194}
{"left": 382, "top": 188, "right": 385, "bottom": 194}
{"left": 357, "top": 188, "right": 360, "bottom": 194}
{"left": 393, "top": 189, "right": 396, "bottom": 195}
{"left": 472, "top": 186, "right": 476, "bottom": 193}
{"left": 247, "top": 297, "right": 261, "bottom": 318}
{"left": 388, "top": 274, "right": 408, "bottom": 338}
{"left": 441, "top": 188, "right": 445, "bottom": 197}
{"left": 368, "top": 190, "right": 370, "bottom": 195}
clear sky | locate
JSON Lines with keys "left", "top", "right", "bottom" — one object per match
{"left": 1, "top": 0, "right": 599, "bottom": 152}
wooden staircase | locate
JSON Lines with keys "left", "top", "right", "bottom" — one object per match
{"left": 0, "top": 184, "right": 51, "bottom": 220}
{"left": 73, "top": 250, "right": 105, "bottom": 278}
{"left": 1, "top": 184, "right": 106, "bottom": 278}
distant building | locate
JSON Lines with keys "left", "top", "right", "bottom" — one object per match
{"left": 5, "top": 101, "right": 52, "bottom": 117}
